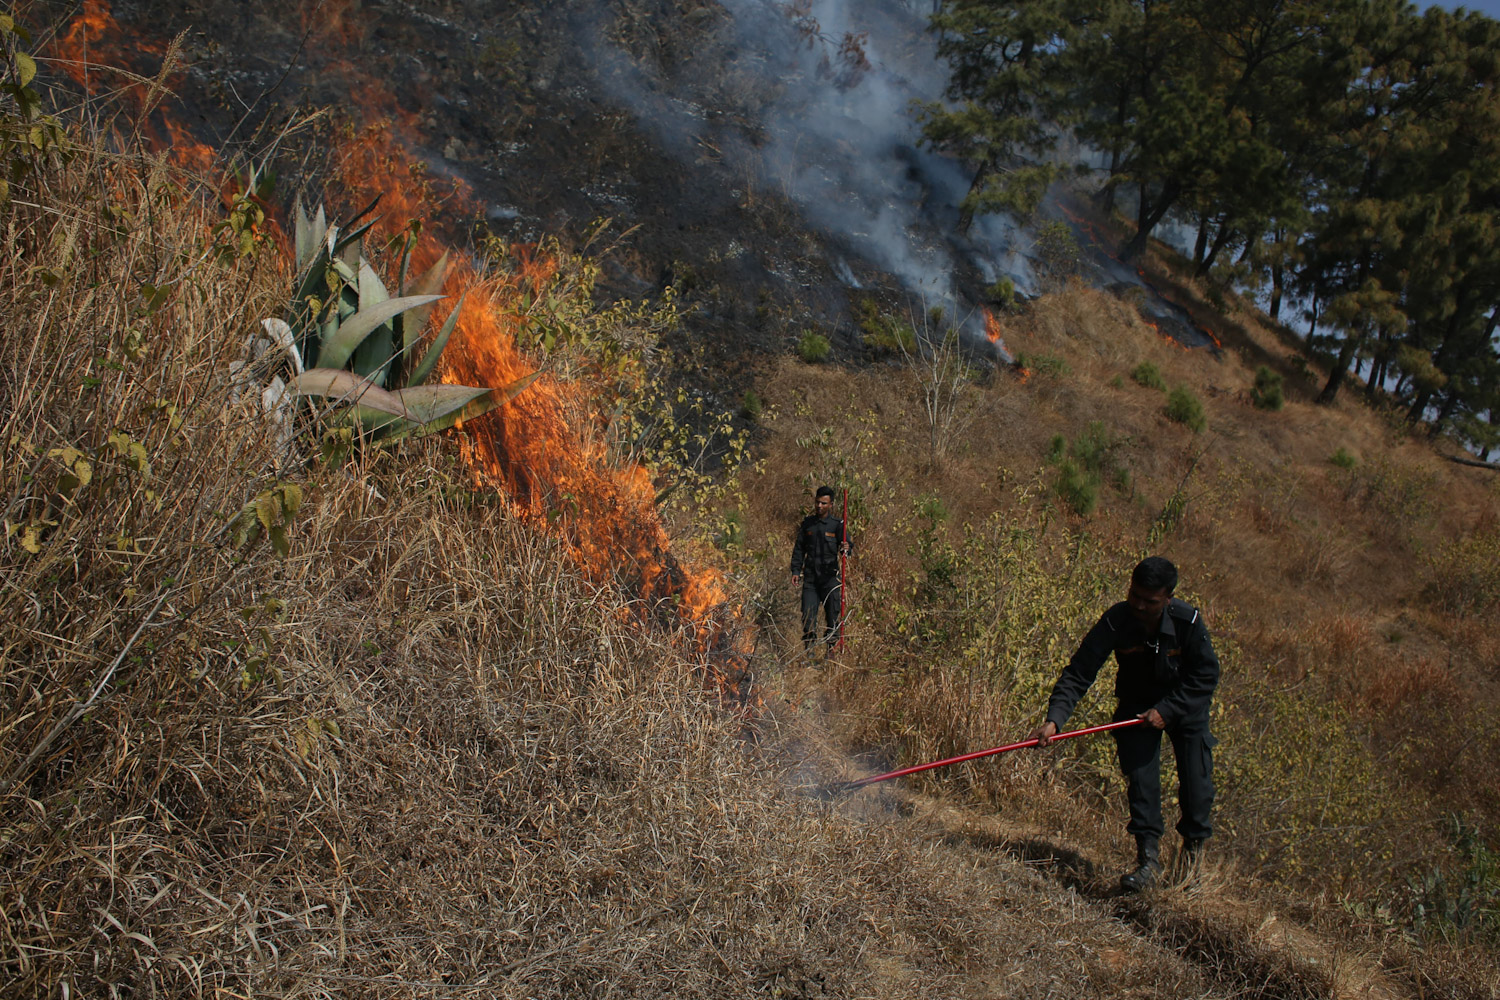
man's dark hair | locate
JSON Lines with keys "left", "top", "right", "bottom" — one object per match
{"left": 1132, "top": 556, "right": 1178, "bottom": 594}
{"left": 815, "top": 485, "right": 835, "bottom": 500}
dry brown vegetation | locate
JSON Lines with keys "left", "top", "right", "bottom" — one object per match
{"left": 728, "top": 268, "right": 1500, "bottom": 994}
{"left": 6, "top": 51, "right": 1500, "bottom": 1000}
{"left": 0, "top": 89, "right": 1351, "bottom": 1000}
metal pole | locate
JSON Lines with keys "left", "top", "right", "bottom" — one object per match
{"left": 829, "top": 717, "right": 1145, "bottom": 793}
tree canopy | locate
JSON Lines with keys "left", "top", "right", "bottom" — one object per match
{"left": 925, "top": 0, "right": 1500, "bottom": 446}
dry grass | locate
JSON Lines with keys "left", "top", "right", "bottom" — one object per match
{"left": 0, "top": 106, "right": 1315, "bottom": 1000}
{"left": 730, "top": 234, "right": 1500, "bottom": 987}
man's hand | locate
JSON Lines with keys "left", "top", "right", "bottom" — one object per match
{"left": 1029, "top": 720, "right": 1058, "bottom": 746}
{"left": 790, "top": 573, "right": 801, "bottom": 589}
{"left": 1137, "top": 708, "right": 1166, "bottom": 729}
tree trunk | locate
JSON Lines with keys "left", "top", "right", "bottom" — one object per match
{"left": 1196, "top": 219, "right": 1236, "bottom": 277}
{"left": 1193, "top": 215, "right": 1212, "bottom": 270}
{"left": 1269, "top": 260, "right": 1284, "bottom": 323}
{"left": 1123, "top": 180, "right": 1181, "bottom": 261}
{"left": 957, "top": 161, "right": 994, "bottom": 236}
{"left": 1317, "top": 328, "right": 1367, "bottom": 405}
{"left": 1429, "top": 388, "right": 1462, "bottom": 437}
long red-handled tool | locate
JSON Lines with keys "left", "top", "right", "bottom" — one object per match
{"left": 823, "top": 718, "right": 1145, "bottom": 795}
{"left": 835, "top": 487, "right": 849, "bottom": 654}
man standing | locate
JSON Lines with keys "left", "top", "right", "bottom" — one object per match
{"left": 790, "top": 486, "right": 849, "bottom": 657}
{"left": 1030, "top": 556, "right": 1220, "bottom": 892}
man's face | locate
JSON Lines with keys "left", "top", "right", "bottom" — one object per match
{"left": 1126, "top": 581, "right": 1171, "bottom": 631}
{"left": 815, "top": 494, "right": 834, "bottom": 516}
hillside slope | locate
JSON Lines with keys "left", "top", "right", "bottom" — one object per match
{"left": 5, "top": 1, "right": 1500, "bottom": 997}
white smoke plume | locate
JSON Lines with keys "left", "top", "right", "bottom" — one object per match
{"left": 589, "top": 0, "right": 1040, "bottom": 334}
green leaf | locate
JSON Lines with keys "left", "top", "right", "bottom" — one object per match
{"left": 407, "top": 292, "right": 465, "bottom": 387}
{"left": 269, "top": 524, "right": 290, "bottom": 558}
{"left": 400, "top": 252, "right": 452, "bottom": 350}
{"left": 358, "top": 259, "right": 389, "bottom": 310}
{"left": 317, "top": 295, "right": 442, "bottom": 370}
{"left": 255, "top": 494, "right": 277, "bottom": 531}
{"left": 291, "top": 368, "right": 410, "bottom": 418}
{"left": 391, "top": 384, "right": 495, "bottom": 424}
{"left": 279, "top": 483, "right": 303, "bottom": 516}
{"left": 16, "top": 52, "right": 36, "bottom": 89}
{"left": 380, "top": 372, "right": 539, "bottom": 444}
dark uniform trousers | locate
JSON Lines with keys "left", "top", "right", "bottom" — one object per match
{"left": 801, "top": 571, "right": 841, "bottom": 648}
{"left": 1113, "top": 703, "right": 1216, "bottom": 842}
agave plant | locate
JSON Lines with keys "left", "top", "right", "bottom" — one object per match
{"left": 277, "top": 200, "right": 535, "bottom": 445}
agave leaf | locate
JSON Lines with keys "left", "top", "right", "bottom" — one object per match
{"left": 319, "top": 295, "right": 443, "bottom": 371}
{"left": 358, "top": 259, "right": 389, "bottom": 310}
{"left": 390, "top": 384, "right": 494, "bottom": 424}
{"left": 294, "top": 202, "right": 312, "bottom": 271}
{"left": 380, "top": 372, "right": 540, "bottom": 445}
{"left": 344, "top": 193, "right": 382, "bottom": 231}
{"left": 260, "top": 318, "right": 304, "bottom": 375}
{"left": 332, "top": 219, "right": 377, "bottom": 262}
{"left": 407, "top": 292, "right": 466, "bottom": 387}
{"left": 291, "top": 368, "right": 410, "bottom": 418}
{"left": 400, "top": 252, "right": 452, "bottom": 350}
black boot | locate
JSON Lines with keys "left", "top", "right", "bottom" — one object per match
{"left": 1180, "top": 837, "right": 1206, "bottom": 871}
{"left": 1119, "top": 836, "right": 1161, "bottom": 893}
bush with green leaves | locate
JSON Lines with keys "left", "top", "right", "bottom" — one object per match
{"left": 1, "top": 13, "right": 68, "bottom": 206}
{"left": 1165, "top": 385, "right": 1207, "bottom": 432}
{"left": 1017, "top": 352, "right": 1069, "bottom": 377}
{"left": 278, "top": 202, "right": 534, "bottom": 448}
{"left": 854, "top": 298, "right": 916, "bottom": 355}
{"left": 1047, "top": 421, "right": 1124, "bottom": 516}
{"left": 1131, "top": 361, "right": 1166, "bottom": 390}
{"left": 798, "top": 328, "right": 831, "bottom": 363}
{"left": 1251, "top": 365, "right": 1285, "bottom": 410}
{"left": 1329, "top": 447, "right": 1358, "bottom": 469}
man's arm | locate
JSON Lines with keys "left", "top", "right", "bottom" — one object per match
{"left": 1044, "top": 611, "right": 1118, "bottom": 729}
{"left": 1153, "top": 616, "right": 1220, "bottom": 724}
{"left": 789, "top": 518, "right": 806, "bottom": 580}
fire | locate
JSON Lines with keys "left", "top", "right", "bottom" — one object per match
{"left": 48, "top": 0, "right": 759, "bottom": 701}
{"left": 983, "top": 307, "right": 1002, "bottom": 343}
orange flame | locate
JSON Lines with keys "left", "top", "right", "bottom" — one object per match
{"left": 983, "top": 306, "right": 1002, "bottom": 344}
{"left": 52, "top": 0, "right": 757, "bottom": 701}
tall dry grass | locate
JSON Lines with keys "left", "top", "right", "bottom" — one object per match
{"left": 0, "top": 103, "right": 1260, "bottom": 1000}
{"left": 733, "top": 260, "right": 1500, "bottom": 980}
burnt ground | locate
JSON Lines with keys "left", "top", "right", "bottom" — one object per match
{"left": 39, "top": 0, "right": 920, "bottom": 402}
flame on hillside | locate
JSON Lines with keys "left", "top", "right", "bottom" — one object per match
{"left": 53, "top": 1, "right": 216, "bottom": 173}
{"left": 54, "top": 2, "right": 749, "bottom": 695}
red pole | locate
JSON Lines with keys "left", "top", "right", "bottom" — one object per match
{"left": 831, "top": 718, "right": 1144, "bottom": 792}
{"left": 836, "top": 487, "right": 849, "bottom": 654}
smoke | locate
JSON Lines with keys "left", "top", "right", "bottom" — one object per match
{"left": 588, "top": 0, "right": 1038, "bottom": 342}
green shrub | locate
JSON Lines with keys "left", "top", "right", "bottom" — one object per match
{"left": 1047, "top": 421, "right": 1122, "bottom": 515}
{"left": 1251, "top": 365, "right": 1285, "bottom": 410}
{"left": 1329, "top": 447, "right": 1358, "bottom": 469}
{"left": 1017, "top": 352, "right": 1069, "bottom": 377}
{"left": 1165, "top": 385, "right": 1207, "bottom": 432}
{"left": 740, "top": 388, "right": 764, "bottom": 422}
{"left": 798, "top": 329, "right": 831, "bottom": 363}
{"left": 1033, "top": 220, "right": 1081, "bottom": 280}
{"left": 1131, "top": 361, "right": 1166, "bottom": 390}
{"left": 985, "top": 277, "right": 1018, "bottom": 309}
{"left": 1109, "top": 374, "right": 1124, "bottom": 389}
{"left": 1054, "top": 457, "right": 1098, "bottom": 515}
{"left": 854, "top": 298, "right": 916, "bottom": 355}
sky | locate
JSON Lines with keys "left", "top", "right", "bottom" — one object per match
{"left": 1435, "top": 0, "right": 1500, "bottom": 20}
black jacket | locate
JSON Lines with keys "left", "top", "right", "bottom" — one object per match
{"left": 790, "top": 513, "right": 845, "bottom": 580}
{"left": 1045, "top": 598, "right": 1219, "bottom": 728}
